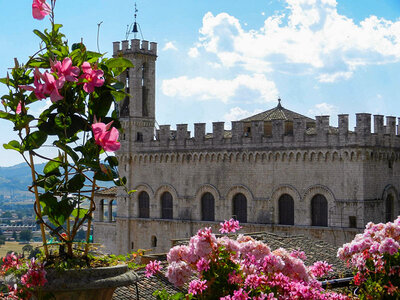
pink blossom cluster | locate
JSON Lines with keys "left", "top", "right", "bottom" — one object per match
{"left": 32, "top": 0, "right": 51, "bottom": 20}
{"left": 338, "top": 216, "right": 400, "bottom": 270}
{"left": 219, "top": 218, "right": 242, "bottom": 233}
{"left": 147, "top": 219, "right": 345, "bottom": 299}
{"left": 20, "top": 58, "right": 104, "bottom": 103}
{"left": 0, "top": 253, "right": 47, "bottom": 298}
{"left": 337, "top": 216, "right": 400, "bottom": 296}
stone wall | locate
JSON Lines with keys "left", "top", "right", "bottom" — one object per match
{"left": 97, "top": 218, "right": 362, "bottom": 255}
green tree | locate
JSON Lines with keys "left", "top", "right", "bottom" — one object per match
{"left": 12, "top": 231, "right": 17, "bottom": 240}
{"left": 19, "top": 229, "right": 32, "bottom": 242}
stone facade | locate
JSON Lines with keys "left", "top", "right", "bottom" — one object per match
{"left": 93, "top": 39, "right": 400, "bottom": 255}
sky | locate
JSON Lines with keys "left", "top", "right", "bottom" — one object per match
{"left": 0, "top": 0, "right": 399, "bottom": 167}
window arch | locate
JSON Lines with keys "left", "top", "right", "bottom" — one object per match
{"left": 201, "top": 192, "right": 215, "bottom": 221}
{"left": 138, "top": 191, "right": 150, "bottom": 218}
{"left": 99, "top": 199, "right": 105, "bottom": 222}
{"left": 311, "top": 194, "right": 328, "bottom": 226}
{"left": 233, "top": 193, "right": 247, "bottom": 223}
{"left": 385, "top": 194, "right": 394, "bottom": 222}
{"left": 278, "top": 194, "right": 294, "bottom": 225}
{"left": 161, "top": 192, "right": 173, "bottom": 219}
{"left": 151, "top": 236, "right": 157, "bottom": 248}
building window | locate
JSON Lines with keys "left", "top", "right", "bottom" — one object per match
{"left": 137, "top": 132, "right": 143, "bottom": 142}
{"left": 385, "top": 195, "right": 394, "bottom": 222}
{"left": 108, "top": 200, "right": 116, "bottom": 222}
{"left": 138, "top": 191, "right": 150, "bottom": 218}
{"left": 278, "top": 194, "right": 294, "bottom": 225}
{"left": 99, "top": 199, "right": 105, "bottom": 222}
{"left": 311, "top": 194, "right": 328, "bottom": 227}
{"left": 161, "top": 192, "right": 173, "bottom": 219}
{"left": 151, "top": 236, "right": 157, "bottom": 247}
{"left": 201, "top": 192, "right": 215, "bottom": 221}
{"left": 141, "top": 63, "right": 148, "bottom": 117}
{"left": 233, "top": 193, "right": 247, "bottom": 223}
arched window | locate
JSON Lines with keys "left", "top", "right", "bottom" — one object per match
{"left": 138, "top": 191, "right": 150, "bottom": 218}
{"left": 161, "top": 192, "right": 173, "bottom": 219}
{"left": 233, "top": 193, "right": 247, "bottom": 223}
{"left": 142, "top": 63, "right": 148, "bottom": 117}
{"left": 151, "top": 236, "right": 157, "bottom": 248}
{"left": 201, "top": 192, "right": 215, "bottom": 221}
{"left": 108, "top": 200, "right": 116, "bottom": 222}
{"left": 385, "top": 195, "right": 394, "bottom": 222}
{"left": 278, "top": 194, "right": 294, "bottom": 225}
{"left": 99, "top": 199, "right": 105, "bottom": 222}
{"left": 311, "top": 194, "right": 328, "bottom": 227}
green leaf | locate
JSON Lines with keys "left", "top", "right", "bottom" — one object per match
{"left": 65, "top": 174, "right": 85, "bottom": 192}
{"left": 33, "top": 29, "right": 49, "bottom": 44}
{"left": 23, "top": 131, "right": 48, "bottom": 151}
{"left": 43, "top": 158, "right": 62, "bottom": 175}
{"left": 3, "top": 140, "right": 21, "bottom": 152}
{"left": 105, "top": 156, "right": 118, "bottom": 167}
{"left": 54, "top": 141, "right": 79, "bottom": 163}
{"left": 71, "top": 208, "right": 88, "bottom": 219}
{"left": 105, "top": 57, "right": 134, "bottom": 69}
{"left": 0, "top": 110, "right": 16, "bottom": 121}
{"left": 110, "top": 82, "right": 125, "bottom": 91}
{"left": 110, "top": 90, "right": 128, "bottom": 102}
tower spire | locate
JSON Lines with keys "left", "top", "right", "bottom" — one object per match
{"left": 126, "top": 2, "right": 143, "bottom": 40}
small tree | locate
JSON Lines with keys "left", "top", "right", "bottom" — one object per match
{"left": 12, "top": 231, "right": 17, "bottom": 240}
{"left": 19, "top": 230, "right": 32, "bottom": 242}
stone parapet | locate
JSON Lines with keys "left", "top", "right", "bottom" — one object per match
{"left": 113, "top": 39, "right": 157, "bottom": 56}
{"left": 124, "top": 114, "right": 400, "bottom": 153}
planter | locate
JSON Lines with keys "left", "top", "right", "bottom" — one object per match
{"left": 32, "top": 264, "right": 138, "bottom": 300}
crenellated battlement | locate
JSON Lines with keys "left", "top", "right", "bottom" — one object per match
{"left": 120, "top": 113, "right": 400, "bottom": 153}
{"left": 113, "top": 39, "right": 157, "bottom": 57}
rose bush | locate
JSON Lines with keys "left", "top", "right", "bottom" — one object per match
{"left": 147, "top": 219, "right": 349, "bottom": 300}
{"left": 338, "top": 216, "right": 400, "bottom": 299}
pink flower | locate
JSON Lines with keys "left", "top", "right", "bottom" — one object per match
{"left": 19, "top": 68, "right": 64, "bottom": 102}
{"left": 16, "top": 102, "right": 22, "bottom": 114}
{"left": 32, "top": 0, "right": 51, "bottom": 20}
{"left": 309, "top": 261, "right": 333, "bottom": 278}
{"left": 92, "top": 121, "right": 121, "bottom": 152}
{"left": 51, "top": 58, "right": 80, "bottom": 82}
{"left": 145, "top": 260, "right": 162, "bottom": 278}
{"left": 80, "top": 62, "right": 104, "bottom": 93}
{"left": 220, "top": 218, "right": 242, "bottom": 234}
{"left": 188, "top": 279, "right": 207, "bottom": 295}
{"left": 379, "top": 237, "right": 400, "bottom": 255}
{"left": 196, "top": 257, "right": 210, "bottom": 272}
{"left": 42, "top": 71, "right": 65, "bottom": 102}
{"left": 19, "top": 68, "right": 46, "bottom": 100}
{"left": 166, "top": 261, "right": 192, "bottom": 287}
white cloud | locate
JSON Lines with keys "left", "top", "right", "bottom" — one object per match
{"left": 223, "top": 107, "right": 264, "bottom": 122}
{"left": 161, "top": 73, "right": 278, "bottom": 103}
{"left": 188, "top": 47, "right": 199, "bottom": 58}
{"left": 317, "top": 71, "right": 353, "bottom": 82}
{"left": 308, "top": 102, "right": 338, "bottom": 116}
{"left": 162, "top": 41, "right": 178, "bottom": 51}
{"left": 195, "top": 1, "right": 400, "bottom": 82}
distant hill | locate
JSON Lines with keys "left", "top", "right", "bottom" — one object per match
{"left": 0, "top": 163, "right": 45, "bottom": 196}
{"left": 0, "top": 162, "right": 114, "bottom": 198}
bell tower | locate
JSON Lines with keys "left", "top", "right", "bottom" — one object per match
{"left": 113, "top": 39, "right": 157, "bottom": 144}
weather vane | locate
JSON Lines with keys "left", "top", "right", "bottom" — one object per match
{"left": 126, "top": 2, "right": 143, "bottom": 40}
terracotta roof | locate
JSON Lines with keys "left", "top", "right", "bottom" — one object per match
{"left": 95, "top": 186, "right": 118, "bottom": 196}
{"left": 113, "top": 270, "right": 183, "bottom": 300}
{"left": 240, "top": 101, "right": 314, "bottom": 123}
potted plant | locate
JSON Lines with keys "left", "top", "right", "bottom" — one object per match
{"left": 0, "top": 0, "right": 137, "bottom": 298}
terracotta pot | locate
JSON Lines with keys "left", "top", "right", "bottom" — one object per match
{"left": 32, "top": 264, "right": 138, "bottom": 300}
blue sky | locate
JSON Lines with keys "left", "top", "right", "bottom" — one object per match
{"left": 0, "top": 0, "right": 399, "bottom": 166}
